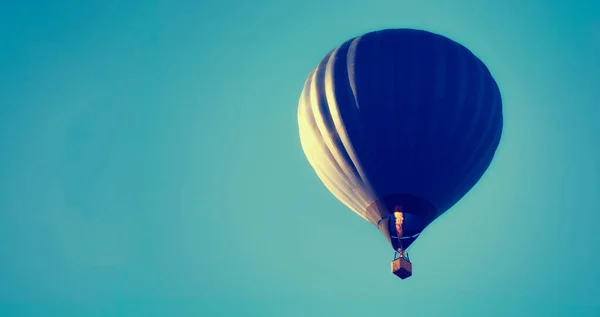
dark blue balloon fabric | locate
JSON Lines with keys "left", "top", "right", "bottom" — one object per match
{"left": 298, "top": 29, "right": 503, "bottom": 249}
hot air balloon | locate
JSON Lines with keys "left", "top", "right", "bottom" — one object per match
{"left": 297, "top": 28, "right": 503, "bottom": 279}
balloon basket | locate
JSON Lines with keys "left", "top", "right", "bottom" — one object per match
{"left": 391, "top": 257, "right": 412, "bottom": 279}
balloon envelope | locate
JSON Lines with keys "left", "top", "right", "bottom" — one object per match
{"left": 298, "top": 29, "right": 503, "bottom": 250}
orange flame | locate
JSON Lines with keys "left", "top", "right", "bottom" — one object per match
{"left": 394, "top": 209, "right": 404, "bottom": 239}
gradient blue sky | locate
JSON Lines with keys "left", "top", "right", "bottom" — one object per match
{"left": 1, "top": 1, "right": 599, "bottom": 316}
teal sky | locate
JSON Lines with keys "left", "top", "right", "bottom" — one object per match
{"left": 1, "top": 1, "right": 599, "bottom": 316}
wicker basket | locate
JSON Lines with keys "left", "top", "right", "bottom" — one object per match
{"left": 391, "top": 257, "right": 412, "bottom": 279}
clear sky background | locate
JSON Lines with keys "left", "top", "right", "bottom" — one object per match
{"left": 1, "top": 1, "right": 599, "bottom": 316}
